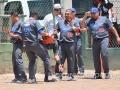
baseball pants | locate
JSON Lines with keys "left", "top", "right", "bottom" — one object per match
{"left": 24, "top": 42, "right": 52, "bottom": 79}
{"left": 74, "top": 36, "right": 84, "bottom": 73}
{"left": 92, "top": 38, "right": 109, "bottom": 74}
{"left": 12, "top": 42, "right": 26, "bottom": 80}
{"left": 59, "top": 42, "right": 76, "bottom": 76}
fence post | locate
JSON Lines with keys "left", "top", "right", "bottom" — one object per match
{"left": 0, "top": 2, "right": 4, "bottom": 43}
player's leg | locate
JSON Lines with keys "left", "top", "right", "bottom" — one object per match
{"left": 34, "top": 55, "right": 38, "bottom": 81}
{"left": 43, "top": 49, "right": 51, "bottom": 82}
{"left": 26, "top": 51, "right": 36, "bottom": 83}
{"left": 55, "top": 42, "right": 66, "bottom": 80}
{"left": 47, "top": 41, "right": 62, "bottom": 77}
{"left": 55, "top": 42, "right": 62, "bottom": 75}
{"left": 76, "top": 37, "right": 84, "bottom": 75}
{"left": 66, "top": 42, "right": 76, "bottom": 81}
{"left": 11, "top": 45, "right": 20, "bottom": 83}
{"left": 14, "top": 43, "right": 27, "bottom": 83}
{"left": 33, "top": 43, "right": 55, "bottom": 81}
{"left": 92, "top": 40, "right": 101, "bottom": 79}
{"left": 100, "top": 38, "right": 109, "bottom": 79}
{"left": 74, "top": 41, "right": 78, "bottom": 75}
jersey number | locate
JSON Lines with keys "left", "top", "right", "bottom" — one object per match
{"left": 24, "top": 26, "right": 30, "bottom": 36}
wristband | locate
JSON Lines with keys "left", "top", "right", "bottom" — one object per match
{"left": 72, "top": 26, "right": 76, "bottom": 30}
{"left": 80, "top": 26, "right": 85, "bottom": 29}
{"left": 56, "top": 60, "right": 61, "bottom": 65}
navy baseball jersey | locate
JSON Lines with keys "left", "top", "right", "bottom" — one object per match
{"left": 11, "top": 20, "right": 22, "bottom": 33}
{"left": 86, "top": 16, "right": 113, "bottom": 39}
{"left": 10, "top": 20, "right": 23, "bottom": 43}
{"left": 56, "top": 19, "right": 80, "bottom": 42}
{"left": 19, "top": 19, "right": 42, "bottom": 42}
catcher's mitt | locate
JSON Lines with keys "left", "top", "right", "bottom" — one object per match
{"left": 42, "top": 36, "right": 53, "bottom": 44}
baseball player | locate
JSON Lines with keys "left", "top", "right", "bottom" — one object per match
{"left": 18, "top": 12, "right": 57, "bottom": 83}
{"left": 33, "top": 33, "right": 63, "bottom": 82}
{"left": 3, "top": 12, "right": 27, "bottom": 84}
{"left": 42, "top": 3, "right": 62, "bottom": 34}
{"left": 80, "top": 7, "right": 120, "bottom": 79}
{"left": 55, "top": 9, "right": 86, "bottom": 81}
{"left": 70, "top": 8, "right": 87, "bottom": 75}
{"left": 41, "top": 3, "right": 63, "bottom": 79}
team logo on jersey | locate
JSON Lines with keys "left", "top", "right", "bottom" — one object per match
{"left": 67, "top": 32, "right": 73, "bottom": 37}
{"left": 23, "top": 22, "right": 30, "bottom": 36}
{"left": 98, "top": 27, "right": 104, "bottom": 32}
{"left": 24, "top": 22, "right": 30, "bottom": 26}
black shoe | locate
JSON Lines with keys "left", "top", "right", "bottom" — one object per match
{"left": 11, "top": 79, "right": 19, "bottom": 83}
{"left": 94, "top": 73, "right": 102, "bottom": 79}
{"left": 55, "top": 73, "right": 62, "bottom": 80}
{"left": 79, "top": 68, "right": 84, "bottom": 76}
{"left": 67, "top": 73, "right": 74, "bottom": 81}
{"left": 16, "top": 79, "right": 27, "bottom": 84}
{"left": 79, "top": 71, "right": 84, "bottom": 76}
{"left": 105, "top": 73, "right": 110, "bottom": 79}
{"left": 67, "top": 77, "right": 74, "bottom": 81}
{"left": 44, "top": 75, "right": 56, "bottom": 82}
{"left": 44, "top": 75, "right": 48, "bottom": 82}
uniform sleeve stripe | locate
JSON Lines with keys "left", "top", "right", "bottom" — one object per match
{"left": 18, "top": 33, "right": 22, "bottom": 36}
{"left": 38, "top": 29, "right": 43, "bottom": 34}
{"left": 109, "top": 24, "right": 114, "bottom": 29}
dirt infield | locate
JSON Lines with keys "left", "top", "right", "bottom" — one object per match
{"left": 0, "top": 70, "right": 120, "bottom": 90}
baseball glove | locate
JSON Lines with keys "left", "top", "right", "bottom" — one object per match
{"left": 42, "top": 36, "right": 53, "bottom": 44}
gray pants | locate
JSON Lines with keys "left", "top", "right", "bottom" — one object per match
{"left": 92, "top": 38, "right": 109, "bottom": 74}
{"left": 24, "top": 42, "right": 52, "bottom": 79}
{"left": 12, "top": 42, "right": 26, "bottom": 80}
{"left": 60, "top": 42, "right": 76, "bottom": 74}
{"left": 74, "top": 36, "right": 84, "bottom": 73}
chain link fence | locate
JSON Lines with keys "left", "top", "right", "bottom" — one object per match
{"left": 0, "top": 0, "right": 54, "bottom": 43}
{"left": 0, "top": 0, "right": 120, "bottom": 48}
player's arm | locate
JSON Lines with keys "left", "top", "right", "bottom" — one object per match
{"left": 3, "top": 27, "right": 22, "bottom": 40}
{"left": 79, "top": 18, "right": 87, "bottom": 32}
{"left": 55, "top": 54, "right": 63, "bottom": 72}
{"left": 109, "top": 26, "right": 120, "bottom": 44}
{"left": 53, "top": 22, "right": 60, "bottom": 34}
{"left": 35, "top": 20, "right": 50, "bottom": 36}
{"left": 53, "top": 42, "right": 63, "bottom": 72}
{"left": 38, "top": 28, "right": 50, "bottom": 36}
{"left": 80, "top": 28, "right": 87, "bottom": 32}
{"left": 105, "top": 18, "right": 120, "bottom": 44}
{"left": 67, "top": 19, "right": 80, "bottom": 33}
{"left": 80, "top": 11, "right": 90, "bottom": 27}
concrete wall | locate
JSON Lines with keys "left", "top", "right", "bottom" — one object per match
{"left": 82, "top": 32, "right": 120, "bottom": 70}
{"left": 60, "top": 0, "right": 72, "bottom": 13}
{"left": 0, "top": 44, "right": 57, "bottom": 74}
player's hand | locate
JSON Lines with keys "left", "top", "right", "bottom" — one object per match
{"left": 80, "top": 28, "right": 87, "bottom": 32}
{"left": 46, "top": 33, "right": 52, "bottom": 37}
{"left": 3, "top": 27, "right": 9, "bottom": 34}
{"left": 74, "top": 28, "right": 80, "bottom": 33}
{"left": 58, "top": 64, "right": 64, "bottom": 72}
{"left": 116, "top": 37, "right": 120, "bottom": 45}
{"left": 22, "top": 48, "right": 26, "bottom": 53}
{"left": 67, "top": 19, "right": 73, "bottom": 27}
{"left": 54, "top": 30, "right": 58, "bottom": 34}
{"left": 13, "top": 34, "right": 19, "bottom": 38}
{"left": 85, "top": 11, "right": 91, "bottom": 17}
